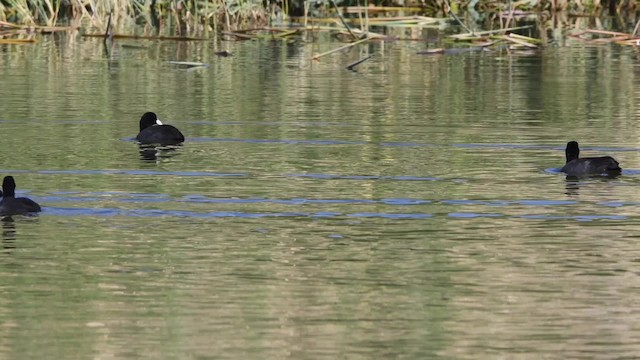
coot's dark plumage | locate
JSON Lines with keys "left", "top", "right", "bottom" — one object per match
{"left": 560, "top": 141, "right": 621, "bottom": 177}
{"left": 0, "top": 176, "right": 41, "bottom": 216}
{"left": 136, "top": 112, "right": 185, "bottom": 145}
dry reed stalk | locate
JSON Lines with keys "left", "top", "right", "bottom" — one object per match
{"left": 570, "top": 28, "right": 637, "bottom": 43}
{"left": 342, "top": 6, "right": 423, "bottom": 12}
{"left": 0, "top": 38, "right": 36, "bottom": 44}
{"left": 329, "top": 0, "right": 358, "bottom": 40}
{"left": 416, "top": 48, "right": 445, "bottom": 54}
{"left": 311, "top": 36, "right": 372, "bottom": 60}
{"left": 0, "top": 19, "right": 73, "bottom": 33}
{"left": 366, "top": 16, "right": 439, "bottom": 22}
{"left": 167, "top": 61, "right": 209, "bottom": 67}
{"left": 221, "top": 31, "right": 255, "bottom": 39}
{"left": 82, "top": 33, "right": 203, "bottom": 41}
{"left": 471, "top": 40, "right": 498, "bottom": 47}
{"left": 450, "top": 25, "right": 532, "bottom": 38}
{"left": 296, "top": 25, "right": 385, "bottom": 38}
{"left": 501, "top": 34, "right": 537, "bottom": 47}
{"left": 615, "top": 38, "right": 640, "bottom": 46}
{"left": 443, "top": 0, "right": 474, "bottom": 35}
{"left": 356, "top": 0, "right": 364, "bottom": 33}
{"left": 585, "top": 29, "right": 632, "bottom": 36}
{"left": 364, "top": 2, "right": 369, "bottom": 35}
{"left": 0, "top": 20, "right": 22, "bottom": 28}
{"left": 273, "top": 29, "right": 299, "bottom": 37}
{"left": 633, "top": 19, "right": 640, "bottom": 36}
{"left": 507, "top": 33, "right": 542, "bottom": 43}
{"left": 502, "top": 5, "right": 513, "bottom": 29}
{"left": 590, "top": 35, "right": 634, "bottom": 43}
{"left": 0, "top": 29, "right": 22, "bottom": 36}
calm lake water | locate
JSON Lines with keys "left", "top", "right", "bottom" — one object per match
{"left": 1, "top": 31, "right": 640, "bottom": 358}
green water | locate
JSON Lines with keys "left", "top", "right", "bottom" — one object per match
{"left": 0, "top": 33, "right": 639, "bottom": 358}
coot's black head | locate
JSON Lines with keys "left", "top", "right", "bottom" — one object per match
{"left": 565, "top": 141, "right": 580, "bottom": 163}
{"left": 2, "top": 176, "right": 16, "bottom": 197}
{"left": 140, "top": 112, "right": 161, "bottom": 132}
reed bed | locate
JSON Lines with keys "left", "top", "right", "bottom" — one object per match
{"left": 0, "top": 0, "right": 634, "bottom": 32}
{"left": 0, "top": 0, "right": 271, "bottom": 34}
{"left": 1, "top": 0, "right": 639, "bottom": 63}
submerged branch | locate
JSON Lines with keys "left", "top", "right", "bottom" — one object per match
{"left": 346, "top": 55, "right": 372, "bottom": 70}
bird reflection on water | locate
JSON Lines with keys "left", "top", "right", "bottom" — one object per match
{"left": 138, "top": 144, "right": 183, "bottom": 162}
{"left": 564, "top": 173, "right": 621, "bottom": 197}
{"left": 1, "top": 217, "right": 16, "bottom": 252}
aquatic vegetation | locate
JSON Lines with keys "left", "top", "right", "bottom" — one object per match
{"left": 0, "top": 0, "right": 272, "bottom": 32}
{"left": 0, "top": 0, "right": 638, "bottom": 56}
{"left": 0, "top": 0, "right": 634, "bottom": 32}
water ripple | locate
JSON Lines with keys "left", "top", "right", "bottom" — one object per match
{"left": 458, "top": 144, "right": 640, "bottom": 151}
{"left": 44, "top": 207, "right": 433, "bottom": 219}
{"left": 381, "top": 142, "right": 433, "bottom": 147}
{"left": 598, "top": 201, "right": 640, "bottom": 207}
{"left": 346, "top": 213, "right": 433, "bottom": 219}
{"left": 0, "top": 169, "right": 248, "bottom": 177}
{"left": 448, "top": 212, "right": 503, "bottom": 218}
{"left": 180, "top": 196, "right": 378, "bottom": 205}
{"left": 189, "top": 137, "right": 367, "bottom": 145}
{"left": 442, "top": 199, "right": 577, "bottom": 206}
{"left": 191, "top": 121, "right": 357, "bottom": 127}
{"left": 41, "top": 207, "right": 627, "bottom": 221}
{"left": 37, "top": 194, "right": 622, "bottom": 209}
{"left": 455, "top": 143, "right": 553, "bottom": 149}
{"left": 286, "top": 173, "right": 441, "bottom": 181}
{"left": 517, "top": 214, "right": 626, "bottom": 221}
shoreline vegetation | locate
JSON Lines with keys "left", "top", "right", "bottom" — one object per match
{"left": 0, "top": 0, "right": 639, "bottom": 56}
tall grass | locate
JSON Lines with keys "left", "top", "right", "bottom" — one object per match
{"left": 0, "top": 0, "right": 271, "bottom": 34}
{"left": 0, "top": 0, "right": 635, "bottom": 34}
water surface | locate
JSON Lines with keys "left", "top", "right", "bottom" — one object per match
{"left": 1, "top": 33, "right": 640, "bottom": 358}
